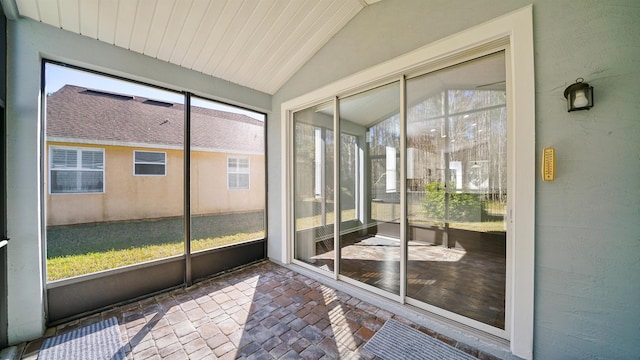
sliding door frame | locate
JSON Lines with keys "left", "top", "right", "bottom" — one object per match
{"left": 0, "top": 6, "right": 7, "bottom": 348}
{"left": 282, "top": 6, "right": 534, "bottom": 358}
{"left": 335, "top": 81, "right": 403, "bottom": 303}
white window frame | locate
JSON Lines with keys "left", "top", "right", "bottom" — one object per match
{"left": 49, "top": 145, "right": 105, "bottom": 194}
{"left": 133, "top": 150, "right": 167, "bottom": 176}
{"left": 228, "top": 156, "right": 250, "bottom": 190}
{"left": 281, "top": 6, "right": 534, "bottom": 359}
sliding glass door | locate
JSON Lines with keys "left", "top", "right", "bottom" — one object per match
{"left": 339, "top": 82, "right": 401, "bottom": 295}
{"left": 293, "top": 101, "right": 335, "bottom": 273}
{"left": 0, "top": 100, "right": 6, "bottom": 349}
{"left": 291, "top": 51, "right": 508, "bottom": 333}
{"left": 406, "top": 52, "right": 507, "bottom": 329}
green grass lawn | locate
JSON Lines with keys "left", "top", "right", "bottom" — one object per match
{"left": 49, "top": 208, "right": 503, "bottom": 282}
{"left": 47, "top": 212, "right": 264, "bottom": 281}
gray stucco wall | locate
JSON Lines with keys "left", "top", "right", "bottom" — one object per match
{"left": 5, "top": 18, "right": 270, "bottom": 344}
{"left": 269, "top": 0, "right": 640, "bottom": 358}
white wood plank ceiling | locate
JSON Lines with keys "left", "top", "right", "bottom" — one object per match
{"left": 9, "top": 0, "right": 382, "bottom": 94}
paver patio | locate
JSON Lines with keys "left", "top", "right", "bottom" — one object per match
{"left": 16, "top": 261, "right": 497, "bottom": 359}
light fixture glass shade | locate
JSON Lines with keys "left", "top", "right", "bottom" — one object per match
{"left": 573, "top": 89, "right": 589, "bottom": 108}
{"left": 564, "top": 78, "right": 593, "bottom": 112}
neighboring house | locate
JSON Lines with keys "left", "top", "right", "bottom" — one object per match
{"left": 45, "top": 85, "right": 265, "bottom": 226}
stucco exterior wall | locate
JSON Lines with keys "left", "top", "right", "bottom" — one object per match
{"left": 45, "top": 142, "right": 265, "bottom": 226}
{"left": 269, "top": 0, "right": 640, "bottom": 359}
{"left": 191, "top": 151, "right": 265, "bottom": 216}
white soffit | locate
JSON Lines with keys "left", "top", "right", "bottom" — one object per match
{"left": 11, "top": 0, "right": 375, "bottom": 94}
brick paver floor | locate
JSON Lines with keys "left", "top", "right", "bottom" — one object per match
{"left": 16, "top": 261, "right": 497, "bottom": 359}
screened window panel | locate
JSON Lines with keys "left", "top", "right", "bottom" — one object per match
{"left": 44, "top": 62, "right": 188, "bottom": 282}
{"left": 189, "top": 95, "right": 265, "bottom": 254}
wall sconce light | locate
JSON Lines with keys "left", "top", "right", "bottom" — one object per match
{"left": 564, "top": 78, "right": 593, "bottom": 112}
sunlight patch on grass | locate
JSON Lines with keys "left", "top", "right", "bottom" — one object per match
{"left": 191, "top": 231, "right": 264, "bottom": 252}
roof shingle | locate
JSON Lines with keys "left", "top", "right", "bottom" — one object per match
{"left": 46, "top": 85, "right": 264, "bottom": 154}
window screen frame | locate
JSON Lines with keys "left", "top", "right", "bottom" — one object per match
{"left": 133, "top": 150, "right": 167, "bottom": 176}
{"left": 49, "top": 145, "right": 105, "bottom": 194}
{"left": 227, "top": 156, "right": 250, "bottom": 190}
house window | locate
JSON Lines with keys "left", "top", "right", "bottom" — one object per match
{"left": 134, "top": 151, "right": 166, "bottom": 176}
{"left": 228, "top": 157, "right": 250, "bottom": 190}
{"left": 50, "top": 146, "right": 104, "bottom": 194}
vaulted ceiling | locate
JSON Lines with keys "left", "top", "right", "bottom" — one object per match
{"left": 4, "top": 0, "right": 382, "bottom": 94}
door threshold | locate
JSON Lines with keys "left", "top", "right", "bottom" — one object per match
{"left": 280, "top": 260, "right": 517, "bottom": 359}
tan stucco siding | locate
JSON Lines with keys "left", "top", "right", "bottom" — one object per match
{"left": 191, "top": 152, "right": 265, "bottom": 215}
{"left": 46, "top": 142, "right": 264, "bottom": 226}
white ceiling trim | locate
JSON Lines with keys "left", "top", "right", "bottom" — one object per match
{"left": 7, "top": 0, "right": 377, "bottom": 95}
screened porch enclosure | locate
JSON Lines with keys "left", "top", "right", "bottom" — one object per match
{"left": 43, "top": 62, "right": 267, "bottom": 323}
{"left": 293, "top": 52, "right": 507, "bottom": 330}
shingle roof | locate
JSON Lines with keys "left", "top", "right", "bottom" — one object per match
{"left": 46, "top": 85, "right": 264, "bottom": 154}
